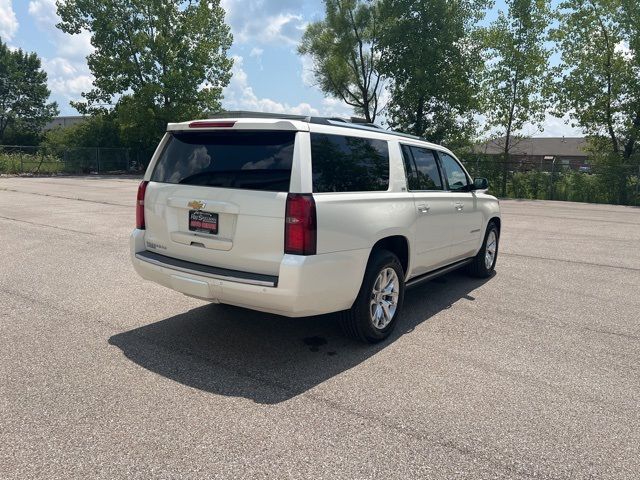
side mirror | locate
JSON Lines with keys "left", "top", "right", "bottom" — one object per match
{"left": 472, "top": 177, "right": 488, "bottom": 190}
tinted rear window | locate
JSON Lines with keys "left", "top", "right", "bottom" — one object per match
{"left": 151, "top": 131, "right": 296, "bottom": 191}
{"left": 401, "top": 145, "right": 443, "bottom": 190}
{"left": 310, "top": 133, "right": 389, "bottom": 192}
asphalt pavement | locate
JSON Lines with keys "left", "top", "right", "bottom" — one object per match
{"left": 1, "top": 176, "right": 639, "bottom": 479}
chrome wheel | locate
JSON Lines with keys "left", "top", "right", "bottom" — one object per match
{"left": 370, "top": 267, "right": 399, "bottom": 330}
{"left": 485, "top": 230, "right": 497, "bottom": 270}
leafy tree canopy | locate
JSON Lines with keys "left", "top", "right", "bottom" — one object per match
{"left": 0, "top": 38, "right": 58, "bottom": 144}
{"left": 377, "top": 0, "right": 490, "bottom": 146}
{"left": 56, "top": 0, "right": 233, "bottom": 148}
{"left": 299, "top": 0, "right": 384, "bottom": 123}
{"left": 551, "top": 0, "right": 640, "bottom": 161}
{"left": 481, "top": 0, "right": 551, "bottom": 141}
{"left": 480, "top": 0, "right": 552, "bottom": 195}
{"left": 42, "top": 114, "right": 121, "bottom": 150}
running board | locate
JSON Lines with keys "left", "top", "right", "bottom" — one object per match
{"left": 405, "top": 258, "right": 473, "bottom": 289}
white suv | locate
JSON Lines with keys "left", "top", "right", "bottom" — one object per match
{"left": 131, "top": 112, "right": 500, "bottom": 343}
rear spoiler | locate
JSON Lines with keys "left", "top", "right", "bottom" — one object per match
{"left": 167, "top": 117, "right": 310, "bottom": 132}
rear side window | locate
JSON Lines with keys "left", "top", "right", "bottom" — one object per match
{"left": 151, "top": 131, "right": 296, "bottom": 191}
{"left": 310, "top": 133, "right": 389, "bottom": 193}
{"left": 401, "top": 145, "right": 443, "bottom": 190}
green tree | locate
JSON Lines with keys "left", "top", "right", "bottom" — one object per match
{"left": 56, "top": 0, "right": 233, "bottom": 149}
{"left": 378, "top": 0, "right": 489, "bottom": 146}
{"left": 481, "top": 0, "right": 552, "bottom": 196}
{"left": 42, "top": 114, "right": 121, "bottom": 150}
{"left": 299, "top": 0, "right": 384, "bottom": 123}
{"left": 0, "top": 38, "right": 58, "bottom": 144}
{"left": 551, "top": 0, "right": 640, "bottom": 203}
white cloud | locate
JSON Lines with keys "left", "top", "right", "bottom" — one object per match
{"left": 223, "top": 55, "right": 349, "bottom": 117}
{"left": 29, "top": 0, "right": 93, "bottom": 59}
{"left": 43, "top": 57, "right": 93, "bottom": 100}
{"left": 249, "top": 47, "right": 264, "bottom": 70}
{"left": 320, "top": 97, "right": 352, "bottom": 119}
{"left": 27, "top": 0, "right": 57, "bottom": 24}
{"left": 300, "top": 54, "right": 316, "bottom": 87}
{"left": 478, "top": 112, "right": 585, "bottom": 139}
{"left": 535, "top": 114, "right": 585, "bottom": 138}
{"left": 0, "top": 0, "right": 19, "bottom": 41}
{"left": 27, "top": 0, "right": 95, "bottom": 109}
{"left": 222, "top": 0, "right": 306, "bottom": 45}
{"left": 615, "top": 41, "right": 633, "bottom": 60}
{"left": 57, "top": 30, "right": 93, "bottom": 59}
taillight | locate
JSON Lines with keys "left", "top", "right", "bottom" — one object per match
{"left": 285, "top": 193, "right": 316, "bottom": 255}
{"left": 136, "top": 180, "right": 149, "bottom": 229}
{"left": 189, "top": 121, "right": 236, "bottom": 128}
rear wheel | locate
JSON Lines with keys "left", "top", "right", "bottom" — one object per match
{"left": 339, "top": 250, "right": 405, "bottom": 343}
{"left": 467, "top": 222, "right": 499, "bottom": 278}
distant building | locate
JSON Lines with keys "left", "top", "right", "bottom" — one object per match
{"left": 44, "top": 116, "right": 87, "bottom": 131}
{"left": 474, "top": 137, "right": 590, "bottom": 170}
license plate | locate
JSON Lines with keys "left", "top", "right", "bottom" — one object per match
{"left": 189, "top": 210, "right": 218, "bottom": 235}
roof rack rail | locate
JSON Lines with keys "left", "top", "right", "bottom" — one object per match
{"left": 200, "top": 110, "right": 425, "bottom": 142}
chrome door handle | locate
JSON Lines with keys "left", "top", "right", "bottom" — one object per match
{"left": 417, "top": 203, "right": 431, "bottom": 214}
{"left": 454, "top": 202, "right": 464, "bottom": 211}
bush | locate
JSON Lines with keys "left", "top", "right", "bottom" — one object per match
{"left": 465, "top": 154, "right": 640, "bottom": 206}
{"left": 0, "top": 152, "right": 64, "bottom": 174}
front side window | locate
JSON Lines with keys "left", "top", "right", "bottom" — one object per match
{"left": 439, "top": 152, "right": 470, "bottom": 192}
{"left": 151, "top": 130, "right": 296, "bottom": 192}
{"left": 401, "top": 145, "right": 443, "bottom": 190}
{"left": 310, "top": 133, "right": 389, "bottom": 192}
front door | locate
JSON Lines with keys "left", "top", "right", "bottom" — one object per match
{"left": 437, "top": 152, "right": 484, "bottom": 260}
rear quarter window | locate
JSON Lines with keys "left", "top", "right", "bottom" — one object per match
{"left": 151, "top": 130, "right": 296, "bottom": 192}
{"left": 310, "top": 133, "right": 390, "bottom": 193}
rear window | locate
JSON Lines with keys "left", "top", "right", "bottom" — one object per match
{"left": 401, "top": 145, "right": 443, "bottom": 191}
{"left": 310, "top": 133, "right": 389, "bottom": 193}
{"left": 151, "top": 131, "right": 296, "bottom": 191}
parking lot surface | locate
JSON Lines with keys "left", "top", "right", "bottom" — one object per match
{"left": 1, "top": 176, "right": 639, "bottom": 479}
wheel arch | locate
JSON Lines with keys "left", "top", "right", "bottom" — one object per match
{"left": 488, "top": 216, "right": 501, "bottom": 234}
{"left": 368, "top": 235, "right": 410, "bottom": 277}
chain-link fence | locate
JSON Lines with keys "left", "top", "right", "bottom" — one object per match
{"left": 463, "top": 156, "right": 640, "bottom": 206}
{"left": 0, "top": 145, "right": 152, "bottom": 175}
{"left": 2, "top": 144, "right": 639, "bottom": 206}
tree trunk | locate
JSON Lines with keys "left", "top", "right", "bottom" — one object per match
{"left": 618, "top": 111, "right": 640, "bottom": 205}
{"left": 0, "top": 118, "right": 9, "bottom": 141}
{"left": 501, "top": 71, "right": 519, "bottom": 198}
{"left": 501, "top": 139, "right": 510, "bottom": 198}
{"left": 413, "top": 97, "right": 425, "bottom": 137}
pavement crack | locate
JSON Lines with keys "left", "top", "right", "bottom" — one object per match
{"left": 581, "top": 326, "right": 640, "bottom": 340}
{"left": 0, "top": 287, "right": 128, "bottom": 335}
{"left": 501, "top": 252, "right": 640, "bottom": 272}
{"left": 501, "top": 211, "right": 640, "bottom": 226}
{"left": 0, "top": 214, "right": 95, "bottom": 236}
{"left": 0, "top": 187, "right": 131, "bottom": 208}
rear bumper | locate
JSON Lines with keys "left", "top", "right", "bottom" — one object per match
{"left": 130, "top": 229, "right": 369, "bottom": 317}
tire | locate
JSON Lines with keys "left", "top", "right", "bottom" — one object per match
{"left": 339, "top": 250, "right": 405, "bottom": 343}
{"left": 467, "top": 222, "right": 499, "bottom": 278}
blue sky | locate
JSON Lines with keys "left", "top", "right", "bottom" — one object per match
{"left": 0, "top": 0, "right": 582, "bottom": 137}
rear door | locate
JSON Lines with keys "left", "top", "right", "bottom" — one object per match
{"left": 143, "top": 126, "right": 300, "bottom": 276}
{"left": 401, "top": 144, "right": 454, "bottom": 275}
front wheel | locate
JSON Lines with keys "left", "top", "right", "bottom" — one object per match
{"left": 339, "top": 250, "right": 405, "bottom": 343}
{"left": 467, "top": 222, "right": 499, "bottom": 278}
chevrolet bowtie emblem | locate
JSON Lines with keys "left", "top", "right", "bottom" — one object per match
{"left": 188, "top": 200, "right": 206, "bottom": 210}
